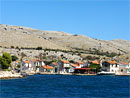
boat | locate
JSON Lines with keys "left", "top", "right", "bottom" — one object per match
{"left": 97, "top": 71, "right": 115, "bottom": 75}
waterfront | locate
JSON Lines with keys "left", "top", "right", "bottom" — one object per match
{"left": 0, "top": 75, "right": 130, "bottom": 98}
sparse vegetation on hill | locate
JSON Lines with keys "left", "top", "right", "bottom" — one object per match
{"left": 0, "top": 24, "right": 130, "bottom": 60}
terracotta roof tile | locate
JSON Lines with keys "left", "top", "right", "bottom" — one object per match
{"left": 52, "top": 62, "right": 57, "bottom": 66}
{"left": 24, "top": 61, "right": 30, "bottom": 63}
{"left": 120, "top": 61, "right": 129, "bottom": 65}
{"left": 71, "top": 64, "right": 79, "bottom": 67}
{"left": 91, "top": 60, "right": 100, "bottom": 64}
{"left": 61, "top": 60, "right": 70, "bottom": 63}
{"left": 107, "top": 60, "right": 117, "bottom": 64}
{"left": 42, "top": 65, "right": 53, "bottom": 69}
{"left": 32, "top": 59, "right": 37, "bottom": 62}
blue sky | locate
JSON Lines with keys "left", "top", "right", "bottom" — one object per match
{"left": 0, "top": 0, "right": 129, "bottom": 41}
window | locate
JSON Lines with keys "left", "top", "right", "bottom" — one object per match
{"left": 115, "top": 64, "right": 117, "bottom": 67}
{"left": 121, "top": 69, "right": 123, "bottom": 72}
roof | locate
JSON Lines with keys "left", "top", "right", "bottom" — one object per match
{"left": 38, "top": 59, "right": 43, "bottom": 61}
{"left": 42, "top": 65, "right": 53, "bottom": 69}
{"left": 61, "top": 60, "right": 70, "bottom": 63}
{"left": 91, "top": 60, "right": 100, "bottom": 64}
{"left": 76, "top": 62, "right": 84, "bottom": 64}
{"left": 52, "top": 62, "right": 57, "bottom": 66}
{"left": 24, "top": 61, "right": 30, "bottom": 63}
{"left": 120, "top": 61, "right": 129, "bottom": 65}
{"left": 71, "top": 64, "right": 79, "bottom": 67}
{"left": 107, "top": 60, "right": 117, "bottom": 64}
{"left": 31, "top": 59, "right": 37, "bottom": 62}
{"left": 74, "top": 68, "right": 91, "bottom": 70}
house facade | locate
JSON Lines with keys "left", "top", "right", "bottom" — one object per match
{"left": 76, "top": 62, "right": 85, "bottom": 68}
{"left": 101, "top": 60, "right": 119, "bottom": 73}
{"left": 21, "top": 61, "right": 35, "bottom": 73}
{"left": 50, "top": 62, "right": 58, "bottom": 73}
{"left": 116, "top": 62, "right": 130, "bottom": 75}
{"left": 40, "top": 65, "right": 54, "bottom": 73}
{"left": 56, "top": 60, "right": 71, "bottom": 73}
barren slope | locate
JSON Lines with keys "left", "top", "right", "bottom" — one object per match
{"left": 0, "top": 24, "right": 130, "bottom": 54}
{"left": 0, "top": 24, "right": 68, "bottom": 50}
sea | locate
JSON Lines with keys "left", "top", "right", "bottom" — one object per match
{"left": 0, "top": 74, "right": 130, "bottom": 98}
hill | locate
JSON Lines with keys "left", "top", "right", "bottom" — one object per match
{"left": 0, "top": 24, "right": 130, "bottom": 55}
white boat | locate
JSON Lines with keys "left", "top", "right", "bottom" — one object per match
{"left": 97, "top": 71, "right": 115, "bottom": 75}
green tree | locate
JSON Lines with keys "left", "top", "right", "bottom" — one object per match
{"left": 43, "top": 56, "right": 47, "bottom": 59}
{"left": 89, "top": 63, "right": 101, "bottom": 72}
{"left": 69, "top": 60, "right": 75, "bottom": 63}
{"left": 11, "top": 46, "right": 14, "bottom": 48}
{"left": 0, "top": 56, "right": 2, "bottom": 69}
{"left": 11, "top": 55, "right": 18, "bottom": 61}
{"left": 36, "top": 46, "right": 42, "bottom": 50}
{"left": 0, "top": 52, "right": 12, "bottom": 69}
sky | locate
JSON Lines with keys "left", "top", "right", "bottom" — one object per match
{"left": 0, "top": 0, "right": 129, "bottom": 41}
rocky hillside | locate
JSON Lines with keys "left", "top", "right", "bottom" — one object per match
{"left": 0, "top": 24, "right": 130, "bottom": 54}
{"left": 0, "top": 24, "right": 68, "bottom": 50}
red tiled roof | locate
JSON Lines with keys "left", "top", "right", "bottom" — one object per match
{"left": 24, "top": 61, "right": 30, "bottom": 63}
{"left": 91, "top": 60, "right": 100, "bottom": 64}
{"left": 38, "top": 59, "right": 43, "bottom": 61}
{"left": 52, "top": 62, "right": 57, "bottom": 66}
{"left": 74, "top": 68, "right": 91, "bottom": 70}
{"left": 42, "top": 65, "right": 53, "bottom": 69}
{"left": 32, "top": 59, "right": 37, "bottom": 62}
{"left": 71, "top": 64, "right": 79, "bottom": 67}
{"left": 120, "top": 61, "right": 129, "bottom": 65}
{"left": 107, "top": 60, "right": 117, "bottom": 64}
{"left": 61, "top": 60, "right": 70, "bottom": 63}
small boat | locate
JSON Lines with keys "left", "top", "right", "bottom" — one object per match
{"left": 97, "top": 71, "right": 115, "bottom": 75}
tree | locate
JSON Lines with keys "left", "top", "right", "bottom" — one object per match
{"left": 0, "top": 56, "right": 2, "bottom": 69}
{"left": 16, "top": 46, "right": 19, "bottom": 49}
{"left": 11, "top": 46, "right": 14, "bottom": 48}
{"left": 69, "top": 60, "right": 75, "bottom": 63}
{"left": 86, "top": 55, "right": 93, "bottom": 60}
{"left": 11, "top": 55, "right": 18, "bottom": 61}
{"left": 36, "top": 47, "right": 42, "bottom": 50}
{"left": 0, "top": 52, "right": 12, "bottom": 69}
{"left": 89, "top": 63, "right": 101, "bottom": 72}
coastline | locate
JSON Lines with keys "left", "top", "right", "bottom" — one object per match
{"left": 1, "top": 71, "right": 130, "bottom": 80}
{"left": 0, "top": 71, "right": 24, "bottom": 79}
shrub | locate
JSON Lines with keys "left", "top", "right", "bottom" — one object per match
{"left": 43, "top": 56, "right": 47, "bottom": 59}
{"left": 89, "top": 63, "right": 101, "bottom": 72}
{"left": 36, "top": 47, "right": 42, "bottom": 50}
{"left": 69, "top": 60, "right": 75, "bottom": 63}
{"left": 11, "top": 55, "right": 18, "bottom": 61}
{"left": 16, "top": 46, "right": 19, "bottom": 49}
{"left": 0, "top": 52, "right": 12, "bottom": 69}
{"left": 11, "top": 46, "right": 14, "bottom": 48}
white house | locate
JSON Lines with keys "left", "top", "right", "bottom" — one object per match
{"left": 116, "top": 62, "right": 130, "bottom": 75}
{"left": 21, "top": 61, "right": 35, "bottom": 73}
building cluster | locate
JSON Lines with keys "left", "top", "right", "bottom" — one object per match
{"left": 20, "top": 59, "right": 130, "bottom": 75}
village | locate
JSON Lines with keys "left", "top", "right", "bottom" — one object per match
{"left": 0, "top": 47, "right": 130, "bottom": 79}
{"left": 18, "top": 57, "right": 130, "bottom": 76}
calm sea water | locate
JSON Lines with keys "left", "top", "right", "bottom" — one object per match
{"left": 0, "top": 74, "right": 129, "bottom": 98}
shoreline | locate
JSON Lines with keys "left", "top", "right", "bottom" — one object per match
{"left": 1, "top": 71, "right": 130, "bottom": 80}
{"left": 0, "top": 71, "right": 24, "bottom": 79}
